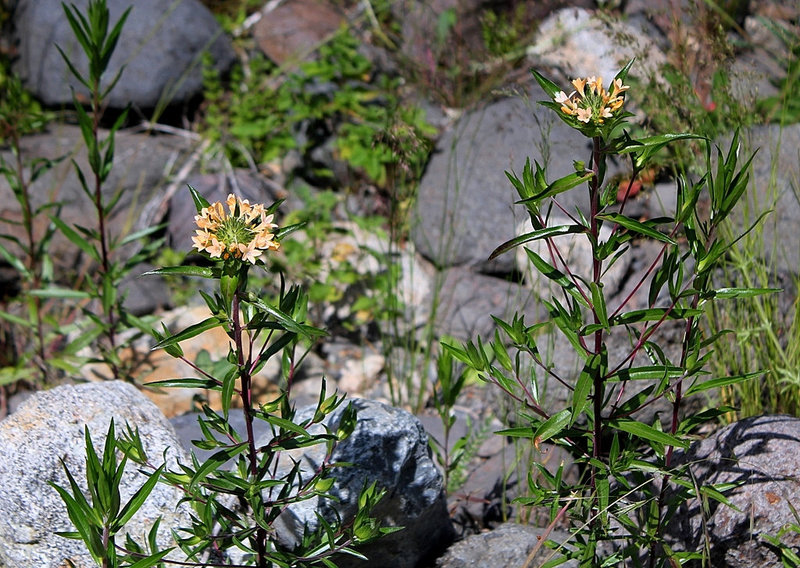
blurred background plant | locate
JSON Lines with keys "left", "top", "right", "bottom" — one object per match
{"left": 0, "top": 72, "right": 58, "bottom": 387}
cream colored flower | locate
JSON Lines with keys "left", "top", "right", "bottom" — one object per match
{"left": 192, "top": 194, "right": 280, "bottom": 263}
{"left": 552, "top": 74, "right": 629, "bottom": 127}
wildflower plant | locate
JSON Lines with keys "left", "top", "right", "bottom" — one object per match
{"left": 54, "top": 186, "right": 390, "bottom": 567}
{"left": 446, "top": 61, "right": 775, "bottom": 566}
{"left": 0, "top": 73, "right": 58, "bottom": 385}
{"left": 44, "top": 0, "right": 164, "bottom": 381}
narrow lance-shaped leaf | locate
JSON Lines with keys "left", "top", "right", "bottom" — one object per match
{"left": 531, "top": 68, "right": 563, "bottom": 100}
{"left": 152, "top": 317, "right": 225, "bottom": 350}
{"left": 536, "top": 408, "right": 572, "bottom": 443}
{"left": 710, "top": 287, "right": 781, "bottom": 299}
{"left": 610, "top": 419, "right": 689, "bottom": 449}
{"left": 141, "top": 265, "right": 215, "bottom": 279}
{"left": 49, "top": 214, "right": 101, "bottom": 263}
{"left": 596, "top": 212, "right": 676, "bottom": 245}
{"left": 617, "top": 133, "right": 706, "bottom": 169}
{"left": 526, "top": 248, "right": 590, "bottom": 309}
{"left": 112, "top": 464, "right": 165, "bottom": 531}
{"left": 684, "top": 371, "right": 762, "bottom": 396}
{"left": 189, "top": 184, "right": 211, "bottom": 214}
{"left": 489, "top": 224, "right": 584, "bottom": 260}
{"left": 517, "top": 170, "right": 594, "bottom": 203}
{"left": 571, "top": 352, "right": 600, "bottom": 426}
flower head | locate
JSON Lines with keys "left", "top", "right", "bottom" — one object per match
{"left": 192, "top": 194, "right": 279, "bottom": 264}
{"left": 552, "top": 74, "right": 629, "bottom": 127}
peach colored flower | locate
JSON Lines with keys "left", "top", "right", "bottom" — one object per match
{"left": 192, "top": 194, "right": 280, "bottom": 264}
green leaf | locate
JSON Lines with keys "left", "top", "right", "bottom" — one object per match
{"left": 596, "top": 212, "right": 676, "bottom": 244}
{"left": 571, "top": 355, "right": 598, "bottom": 426}
{"left": 610, "top": 307, "right": 703, "bottom": 325}
{"left": 535, "top": 409, "right": 572, "bottom": 443}
{"left": 0, "top": 243, "right": 31, "bottom": 279}
{"left": 266, "top": 415, "right": 312, "bottom": 437}
{"left": 617, "top": 133, "right": 705, "bottom": 169}
{"left": 0, "top": 310, "right": 35, "bottom": 329}
{"left": 152, "top": 317, "right": 225, "bottom": 351}
{"left": 189, "top": 185, "right": 211, "bottom": 214}
{"left": 607, "top": 366, "right": 683, "bottom": 382}
{"left": 525, "top": 249, "right": 590, "bottom": 309}
{"left": 590, "top": 282, "right": 609, "bottom": 329}
{"left": 531, "top": 68, "right": 562, "bottom": 99}
{"left": 126, "top": 549, "right": 174, "bottom": 568}
{"left": 141, "top": 265, "right": 215, "bottom": 279}
{"left": 518, "top": 170, "right": 594, "bottom": 203}
{"left": 684, "top": 371, "right": 762, "bottom": 396}
{"left": 113, "top": 465, "right": 164, "bottom": 531}
{"left": 144, "top": 377, "right": 222, "bottom": 390}
{"left": 710, "top": 287, "right": 781, "bottom": 299}
{"left": 610, "top": 419, "right": 688, "bottom": 449}
{"left": 489, "top": 224, "right": 583, "bottom": 260}
{"left": 119, "top": 224, "right": 164, "bottom": 246}
{"left": 245, "top": 294, "right": 325, "bottom": 339}
{"left": 50, "top": 215, "right": 101, "bottom": 262}
{"left": 50, "top": 483, "right": 105, "bottom": 561}
{"left": 221, "top": 367, "right": 237, "bottom": 417}
{"left": 191, "top": 444, "right": 248, "bottom": 487}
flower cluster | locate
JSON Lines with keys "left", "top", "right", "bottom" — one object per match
{"left": 192, "top": 194, "right": 279, "bottom": 264}
{"left": 554, "top": 76, "right": 629, "bottom": 125}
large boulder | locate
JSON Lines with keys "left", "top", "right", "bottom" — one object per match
{"left": 668, "top": 415, "right": 800, "bottom": 567}
{"left": 14, "top": 0, "right": 235, "bottom": 108}
{"left": 0, "top": 381, "right": 191, "bottom": 568}
{"left": 271, "top": 398, "right": 455, "bottom": 568}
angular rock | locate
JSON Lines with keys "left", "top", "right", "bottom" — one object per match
{"left": 436, "top": 522, "right": 577, "bottom": 568}
{"left": 668, "top": 415, "right": 800, "bottom": 567}
{"left": 429, "top": 265, "right": 547, "bottom": 342}
{"left": 14, "top": 0, "right": 235, "bottom": 108}
{"left": 528, "top": 7, "right": 667, "bottom": 88}
{"left": 254, "top": 0, "right": 345, "bottom": 65}
{"left": 271, "top": 398, "right": 454, "bottom": 568}
{"left": 0, "top": 381, "right": 191, "bottom": 568}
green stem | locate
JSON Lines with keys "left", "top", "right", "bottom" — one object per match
{"left": 13, "top": 134, "right": 47, "bottom": 380}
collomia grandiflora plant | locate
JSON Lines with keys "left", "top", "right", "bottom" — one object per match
{"left": 445, "top": 60, "right": 775, "bottom": 567}
{"left": 54, "top": 188, "right": 392, "bottom": 568}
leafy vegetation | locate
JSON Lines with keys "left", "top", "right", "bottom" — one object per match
{"left": 2, "top": 0, "right": 800, "bottom": 565}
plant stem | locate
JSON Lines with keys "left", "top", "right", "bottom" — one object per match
{"left": 90, "top": 76, "right": 118, "bottom": 372}
{"left": 12, "top": 134, "right": 48, "bottom": 380}
{"left": 232, "top": 290, "right": 268, "bottom": 566}
{"left": 590, "top": 136, "right": 605, "bottom": 530}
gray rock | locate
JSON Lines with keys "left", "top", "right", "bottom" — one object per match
{"left": 411, "top": 88, "right": 625, "bottom": 273}
{"left": 270, "top": 398, "right": 454, "bottom": 568}
{"left": 429, "top": 265, "right": 548, "bottom": 342}
{"left": 527, "top": 7, "right": 667, "bottom": 90}
{"left": 735, "top": 124, "right": 800, "bottom": 276}
{"left": 668, "top": 415, "right": 800, "bottom": 567}
{"left": 436, "top": 522, "right": 577, "bottom": 568}
{"left": 0, "top": 381, "right": 191, "bottom": 568}
{"left": 14, "top": 0, "right": 235, "bottom": 108}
